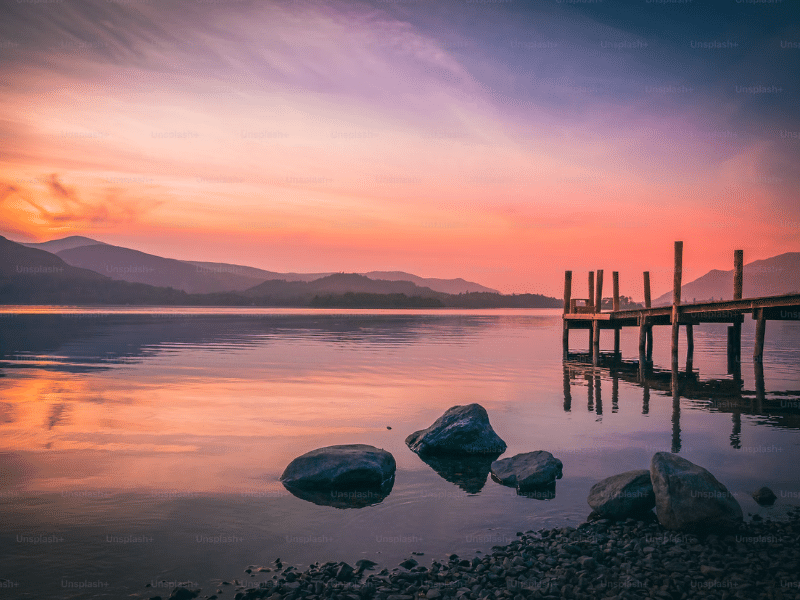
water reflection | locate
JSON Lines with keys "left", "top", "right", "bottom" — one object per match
{"left": 563, "top": 352, "right": 800, "bottom": 451}
{"left": 282, "top": 477, "right": 395, "bottom": 509}
{"left": 412, "top": 453, "right": 499, "bottom": 494}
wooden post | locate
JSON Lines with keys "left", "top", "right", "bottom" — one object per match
{"left": 671, "top": 241, "right": 683, "bottom": 366}
{"left": 596, "top": 269, "right": 604, "bottom": 312}
{"left": 612, "top": 271, "right": 620, "bottom": 359}
{"left": 754, "top": 360, "right": 765, "bottom": 414}
{"left": 732, "top": 250, "right": 743, "bottom": 364}
{"left": 562, "top": 271, "right": 572, "bottom": 359}
{"left": 563, "top": 363, "right": 572, "bottom": 412}
{"left": 643, "top": 271, "right": 653, "bottom": 362}
{"left": 734, "top": 250, "right": 743, "bottom": 300}
{"left": 754, "top": 307, "right": 766, "bottom": 363}
{"left": 588, "top": 271, "right": 595, "bottom": 355}
{"left": 593, "top": 270, "right": 603, "bottom": 366}
{"left": 686, "top": 323, "right": 694, "bottom": 372}
{"left": 638, "top": 315, "right": 647, "bottom": 381}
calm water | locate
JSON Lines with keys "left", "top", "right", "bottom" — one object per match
{"left": 1, "top": 307, "right": 799, "bottom": 599}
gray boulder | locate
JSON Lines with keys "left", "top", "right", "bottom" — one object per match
{"left": 406, "top": 404, "right": 507, "bottom": 455}
{"left": 587, "top": 469, "right": 655, "bottom": 520}
{"left": 650, "top": 452, "right": 742, "bottom": 532}
{"left": 490, "top": 451, "right": 563, "bottom": 490}
{"left": 280, "top": 444, "right": 395, "bottom": 490}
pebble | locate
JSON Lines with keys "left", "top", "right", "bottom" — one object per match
{"left": 195, "top": 506, "right": 800, "bottom": 600}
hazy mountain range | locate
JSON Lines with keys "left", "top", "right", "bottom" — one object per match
{"left": 2, "top": 236, "right": 559, "bottom": 307}
{"left": 652, "top": 252, "right": 800, "bottom": 306}
{"left": 4, "top": 235, "right": 795, "bottom": 307}
{"left": 20, "top": 236, "right": 498, "bottom": 295}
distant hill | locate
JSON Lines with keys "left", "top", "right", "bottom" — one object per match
{"left": 242, "top": 273, "right": 444, "bottom": 300}
{"left": 0, "top": 236, "right": 190, "bottom": 304}
{"left": 21, "top": 235, "right": 106, "bottom": 253}
{"left": 362, "top": 271, "right": 498, "bottom": 294}
{"left": 56, "top": 244, "right": 272, "bottom": 294}
{"left": 187, "top": 261, "right": 328, "bottom": 283}
{"left": 20, "top": 236, "right": 496, "bottom": 295}
{"left": 653, "top": 252, "right": 800, "bottom": 305}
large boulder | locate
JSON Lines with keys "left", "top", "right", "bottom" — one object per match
{"left": 406, "top": 404, "right": 507, "bottom": 455}
{"left": 490, "top": 451, "right": 563, "bottom": 491}
{"left": 650, "top": 452, "right": 742, "bottom": 532}
{"left": 281, "top": 444, "right": 395, "bottom": 490}
{"left": 587, "top": 469, "right": 655, "bottom": 520}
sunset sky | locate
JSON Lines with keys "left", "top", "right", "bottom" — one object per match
{"left": 1, "top": 0, "right": 798, "bottom": 297}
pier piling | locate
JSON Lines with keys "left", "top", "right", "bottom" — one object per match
{"left": 562, "top": 271, "right": 572, "bottom": 359}
{"left": 671, "top": 241, "right": 683, "bottom": 366}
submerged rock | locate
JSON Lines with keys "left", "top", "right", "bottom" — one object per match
{"left": 280, "top": 445, "right": 395, "bottom": 507}
{"left": 490, "top": 451, "right": 563, "bottom": 491}
{"left": 405, "top": 404, "right": 507, "bottom": 455}
{"left": 587, "top": 469, "right": 655, "bottom": 520}
{"left": 650, "top": 452, "right": 742, "bottom": 532}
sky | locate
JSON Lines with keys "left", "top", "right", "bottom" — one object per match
{"left": 1, "top": 0, "right": 798, "bottom": 297}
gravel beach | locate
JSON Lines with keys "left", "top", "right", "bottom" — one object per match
{"left": 160, "top": 507, "right": 800, "bottom": 600}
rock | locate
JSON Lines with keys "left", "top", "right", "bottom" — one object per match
{"left": 490, "top": 451, "right": 563, "bottom": 490}
{"left": 281, "top": 444, "right": 396, "bottom": 489}
{"left": 355, "top": 559, "right": 378, "bottom": 572}
{"left": 169, "top": 589, "right": 200, "bottom": 600}
{"left": 752, "top": 486, "right": 777, "bottom": 506}
{"left": 405, "top": 404, "right": 507, "bottom": 455}
{"left": 577, "top": 556, "right": 596, "bottom": 570}
{"left": 399, "top": 558, "right": 418, "bottom": 570}
{"left": 587, "top": 470, "right": 655, "bottom": 520}
{"left": 336, "top": 562, "right": 355, "bottom": 581}
{"left": 700, "top": 565, "right": 725, "bottom": 577}
{"left": 650, "top": 452, "right": 743, "bottom": 532}
{"left": 280, "top": 445, "right": 396, "bottom": 506}
{"left": 426, "top": 589, "right": 441, "bottom": 599}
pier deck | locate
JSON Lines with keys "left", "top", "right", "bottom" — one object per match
{"left": 561, "top": 243, "right": 800, "bottom": 368}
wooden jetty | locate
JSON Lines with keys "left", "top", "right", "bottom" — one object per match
{"left": 562, "top": 241, "right": 800, "bottom": 370}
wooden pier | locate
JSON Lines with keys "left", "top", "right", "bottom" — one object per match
{"left": 562, "top": 242, "right": 800, "bottom": 371}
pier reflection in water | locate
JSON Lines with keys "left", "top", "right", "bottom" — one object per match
{"left": 562, "top": 353, "right": 800, "bottom": 454}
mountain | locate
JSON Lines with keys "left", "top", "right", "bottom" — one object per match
{"left": 24, "top": 236, "right": 495, "bottom": 295}
{"left": 652, "top": 252, "right": 800, "bottom": 305}
{"left": 242, "top": 273, "right": 444, "bottom": 300}
{"left": 186, "top": 261, "right": 329, "bottom": 283}
{"left": 56, "top": 244, "right": 272, "bottom": 294}
{"left": 21, "top": 235, "right": 106, "bottom": 253}
{"left": 361, "top": 271, "right": 498, "bottom": 294}
{"left": 0, "top": 236, "right": 190, "bottom": 304}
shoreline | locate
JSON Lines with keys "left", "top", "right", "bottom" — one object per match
{"left": 166, "top": 507, "right": 800, "bottom": 600}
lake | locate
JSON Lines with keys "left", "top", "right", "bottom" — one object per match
{"left": 1, "top": 308, "right": 799, "bottom": 599}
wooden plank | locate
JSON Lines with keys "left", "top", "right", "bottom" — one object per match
{"left": 613, "top": 271, "right": 620, "bottom": 312}
{"left": 588, "top": 272, "right": 594, "bottom": 312}
{"left": 643, "top": 271, "right": 651, "bottom": 309}
{"left": 592, "top": 320, "right": 600, "bottom": 366}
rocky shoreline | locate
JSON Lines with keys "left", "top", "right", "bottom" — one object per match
{"left": 160, "top": 507, "right": 800, "bottom": 600}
